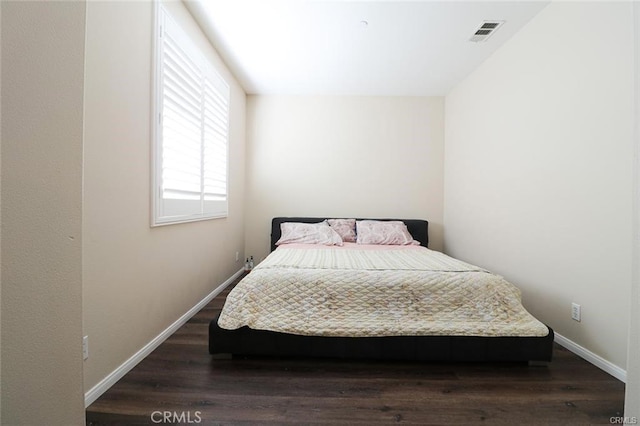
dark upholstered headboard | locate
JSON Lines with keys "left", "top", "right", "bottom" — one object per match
{"left": 270, "top": 217, "right": 429, "bottom": 252}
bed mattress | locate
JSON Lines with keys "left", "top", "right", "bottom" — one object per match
{"left": 217, "top": 244, "right": 549, "bottom": 339}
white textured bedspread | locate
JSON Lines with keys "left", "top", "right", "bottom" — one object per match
{"left": 218, "top": 246, "right": 549, "bottom": 337}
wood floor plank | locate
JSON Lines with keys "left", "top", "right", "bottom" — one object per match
{"left": 86, "top": 276, "right": 625, "bottom": 425}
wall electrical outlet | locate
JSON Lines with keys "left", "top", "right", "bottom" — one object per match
{"left": 83, "top": 335, "right": 89, "bottom": 360}
{"left": 571, "top": 303, "right": 581, "bottom": 322}
{"left": 235, "top": 251, "right": 240, "bottom": 262}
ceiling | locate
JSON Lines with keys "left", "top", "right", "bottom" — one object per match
{"left": 186, "top": 1, "right": 550, "bottom": 96}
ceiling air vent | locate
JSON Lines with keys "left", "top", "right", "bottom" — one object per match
{"left": 469, "top": 21, "right": 505, "bottom": 43}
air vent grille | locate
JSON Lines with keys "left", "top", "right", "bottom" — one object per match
{"left": 469, "top": 20, "right": 504, "bottom": 43}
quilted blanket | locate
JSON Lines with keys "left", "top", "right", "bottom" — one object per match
{"left": 218, "top": 246, "right": 549, "bottom": 337}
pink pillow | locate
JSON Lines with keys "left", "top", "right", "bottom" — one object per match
{"left": 356, "top": 220, "right": 419, "bottom": 245}
{"left": 276, "top": 221, "right": 343, "bottom": 246}
{"left": 327, "top": 219, "right": 357, "bottom": 243}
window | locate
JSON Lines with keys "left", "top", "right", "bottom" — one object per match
{"left": 152, "top": 5, "right": 230, "bottom": 226}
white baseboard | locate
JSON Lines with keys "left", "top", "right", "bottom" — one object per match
{"left": 554, "top": 332, "right": 627, "bottom": 383}
{"left": 84, "top": 268, "right": 245, "bottom": 407}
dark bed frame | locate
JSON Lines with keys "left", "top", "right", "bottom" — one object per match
{"left": 209, "top": 217, "right": 554, "bottom": 363}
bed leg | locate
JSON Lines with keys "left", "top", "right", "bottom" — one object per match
{"left": 528, "top": 360, "right": 549, "bottom": 367}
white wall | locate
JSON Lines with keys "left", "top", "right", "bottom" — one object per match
{"left": 445, "top": 1, "right": 634, "bottom": 371}
{"left": 1, "top": 1, "right": 86, "bottom": 423}
{"left": 245, "top": 95, "right": 444, "bottom": 262}
{"left": 82, "top": 1, "right": 246, "bottom": 393}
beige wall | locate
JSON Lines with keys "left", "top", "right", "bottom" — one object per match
{"left": 83, "top": 0, "right": 245, "bottom": 392}
{"left": 245, "top": 96, "right": 444, "bottom": 262}
{"left": 626, "top": 2, "right": 640, "bottom": 418}
{"left": 0, "top": 1, "right": 3, "bottom": 421}
{"left": 1, "top": 1, "right": 86, "bottom": 424}
{"left": 445, "top": 1, "right": 634, "bottom": 370}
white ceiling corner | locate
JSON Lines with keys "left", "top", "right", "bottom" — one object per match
{"left": 186, "top": 0, "right": 550, "bottom": 96}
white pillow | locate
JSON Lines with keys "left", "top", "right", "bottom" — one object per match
{"left": 276, "top": 221, "right": 344, "bottom": 246}
{"left": 356, "top": 220, "right": 419, "bottom": 245}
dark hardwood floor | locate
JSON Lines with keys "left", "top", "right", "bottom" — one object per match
{"left": 86, "top": 276, "right": 625, "bottom": 425}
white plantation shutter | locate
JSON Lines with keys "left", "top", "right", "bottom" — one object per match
{"left": 153, "top": 6, "right": 230, "bottom": 225}
{"left": 202, "top": 72, "right": 229, "bottom": 212}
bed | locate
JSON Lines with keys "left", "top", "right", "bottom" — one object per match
{"left": 209, "top": 217, "right": 554, "bottom": 363}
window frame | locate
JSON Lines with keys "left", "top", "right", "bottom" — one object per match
{"left": 151, "top": 2, "right": 230, "bottom": 227}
